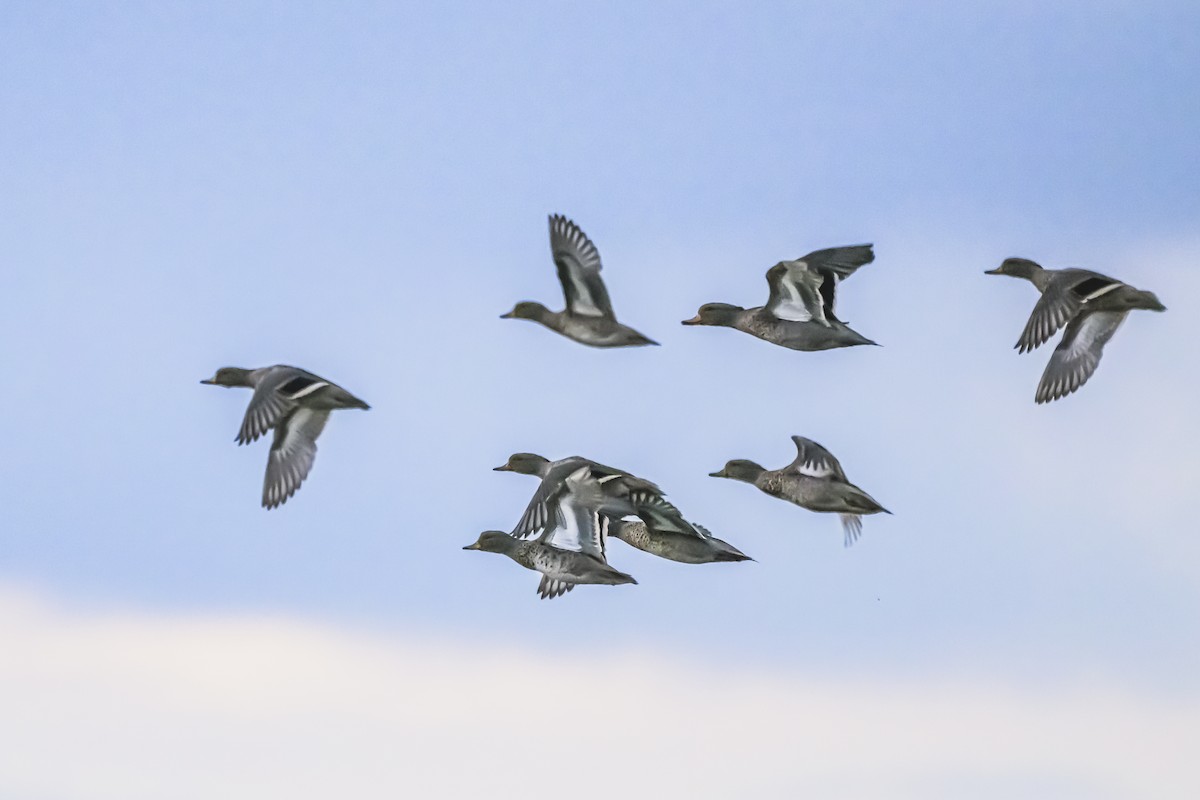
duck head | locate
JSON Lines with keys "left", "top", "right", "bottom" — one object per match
{"left": 200, "top": 367, "right": 254, "bottom": 387}
{"left": 500, "top": 301, "right": 552, "bottom": 322}
{"left": 682, "top": 303, "right": 744, "bottom": 328}
{"left": 708, "top": 459, "right": 767, "bottom": 483}
{"left": 984, "top": 257, "right": 1043, "bottom": 280}
{"left": 463, "top": 530, "right": 517, "bottom": 553}
{"left": 493, "top": 452, "right": 551, "bottom": 475}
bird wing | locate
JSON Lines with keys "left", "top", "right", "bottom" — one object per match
{"left": 539, "top": 472, "right": 610, "bottom": 561}
{"left": 510, "top": 459, "right": 588, "bottom": 539}
{"left": 512, "top": 477, "right": 563, "bottom": 539}
{"left": 840, "top": 514, "right": 863, "bottom": 547}
{"left": 1017, "top": 270, "right": 1123, "bottom": 354}
{"left": 789, "top": 245, "right": 874, "bottom": 323}
{"left": 796, "top": 244, "right": 875, "bottom": 280}
{"left": 262, "top": 407, "right": 329, "bottom": 509}
{"left": 1035, "top": 310, "right": 1127, "bottom": 404}
{"left": 635, "top": 494, "right": 703, "bottom": 539}
{"left": 537, "top": 574, "right": 576, "bottom": 600}
{"left": 550, "top": 214, "right": 615, "bottom": 320}
{"left": 237, "top": 366, "right": 331, "bottom": 445}
{"left": 786, "top": 435, "right": 848, "bottom": 481}
{"left": 765, "top": 260, "right": 828, "bottom": 324}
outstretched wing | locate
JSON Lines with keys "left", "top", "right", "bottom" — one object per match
{"left": 765, "top": 261, "right": 828, "bottom": 324}
{"left": 1017, "top": 270, "right": 1122, "bottom": 354}
{"left": 796, "top": 244, "right": 875, "bottom": 280}
{"left": 789, "top": 245, "right": 875, "bottom": 323}
{"left": 550, "top": 214, "right": 615, "bottom": 320}
{"left": 787, "top": 435, "right": 848, "bottom": 481}
{"left": 1035, "top": 310, "right": 1127, "bottom": 404}
{"left": 262, "top": 408, "right": 330, "bottom": 509}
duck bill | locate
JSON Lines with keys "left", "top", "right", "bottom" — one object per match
{"left": 462, "top": 542, "right": 481, "bottom": 551}
{"left": 708, "top": 470, "right": 727, "bottom": 478}
{"left": 492, "top": 464, "right": 513, "bottom": 472}
{"left": 499, "top": 311, "right": 515, "bottom": 319}
{"left": 199, "top": 378, "right": 216, "bottom": 384}
{"left": 681, "top": 315, "right": 703, "bottom": 326}
{"left": 983, "top": 267, "right": 1003, "bottom": 275}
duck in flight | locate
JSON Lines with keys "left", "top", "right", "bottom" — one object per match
{"left": 709, "top": 436, "right": 889, "bottom": 547}
{"left": 608, "top": 519, "right": 753, "bottom": 564}
{"left": 501, "top": 214, "right": 658, "bottom": 348}
{"left": 465, "top": 467, "right": 637, "bottom": 599}
{"left": 683, "top": 244, "right": 878, "bottom": 350}
{"left": 201, "top": 365, "right": 369, "bottom": 508}
{"left": 985, "top": 258, "right": 1166, "bottom": 403}
{"left": 493, "top": 452, "right": 699, "bottom": 542}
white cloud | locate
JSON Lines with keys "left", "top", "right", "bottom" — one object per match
{"left": 0, "top": 583, "right": 1195, "bottom": 800}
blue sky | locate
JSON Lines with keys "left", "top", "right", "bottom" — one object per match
{"left": 2, "top": 2, "right": 1198, "bottom": 796}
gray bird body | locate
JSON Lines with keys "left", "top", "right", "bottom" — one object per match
{"left": 985, "top": 258, "right": 1166, "bottom": 403}
{"left": 710, "top": 436, "right": 889, "bottom": 546}
{"left": 683, "top": 244, "right": 878, "bottom": 350}
{"left": 684, "top": 304, "right": 876, "bottom": 350}
{"left": 465, "top": 535, "right": 636, "bottom": 600}
{"left": 501, "top": 215, "right": 658, "bottom": 348}
{"left": 201, "top": 365, "right": 369, "bottom": 509}
{"left": 608, "top": 520, "right": 752, "bottom": 564}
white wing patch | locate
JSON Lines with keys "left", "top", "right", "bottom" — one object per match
{"left": 773, "top": 262, "right": 815, "bottom": 322}
{"left": 1081, "top": 282, "right": 1121, "bottom": 302}
{"left": 567, "top": 271, "right": 605, "bottom": 317}
{"left": 795, "top": 459, "right": 837, "bottom": 478}
{"left": 283, "top": 380, "right": 329, "bottom": 400}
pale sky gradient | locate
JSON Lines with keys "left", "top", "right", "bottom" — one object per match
{"left": 2, "top": 1, "right": 1198, "bottom": 796}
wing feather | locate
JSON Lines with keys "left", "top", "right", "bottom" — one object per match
{"left": 787, "top": 436, "right": 848, "bottom": 481}
{"left": 550, "top": 214, "right": 615, "bottom": 320}
{"left": 1017, "top": 270, "right": 1121, "bottom": 354}
{"left": 262, "top": 408, "right": 329, "bottom": 509}
{"left": 765, "top": 261, "right": 826, "bottom": 323}
{"left": 1035, "top": 310, "right": 1126, "bottom": 404}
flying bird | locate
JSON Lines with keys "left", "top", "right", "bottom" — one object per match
{"left": 985, "top": 258, "right": 1166, "bottom": 403}
{"left": 493, "top": 452, "right": 698, "bottom": 541}
{"left": 500, "top": 214, "right": 658, "bottom": 348}
{"left": 465, "top": 467, "right": 637, "bottom": 599}
{"left": 710, "top": 436, "right": 889, "bottom": 546}
{"left": 683, "top": 244, "right": 878, "bottom": 350}
{"left": 608, "top": 519, "right": 753, "bottom": 564}
{"left": 201, "top": 365, "right": 369, "bottom": 508}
